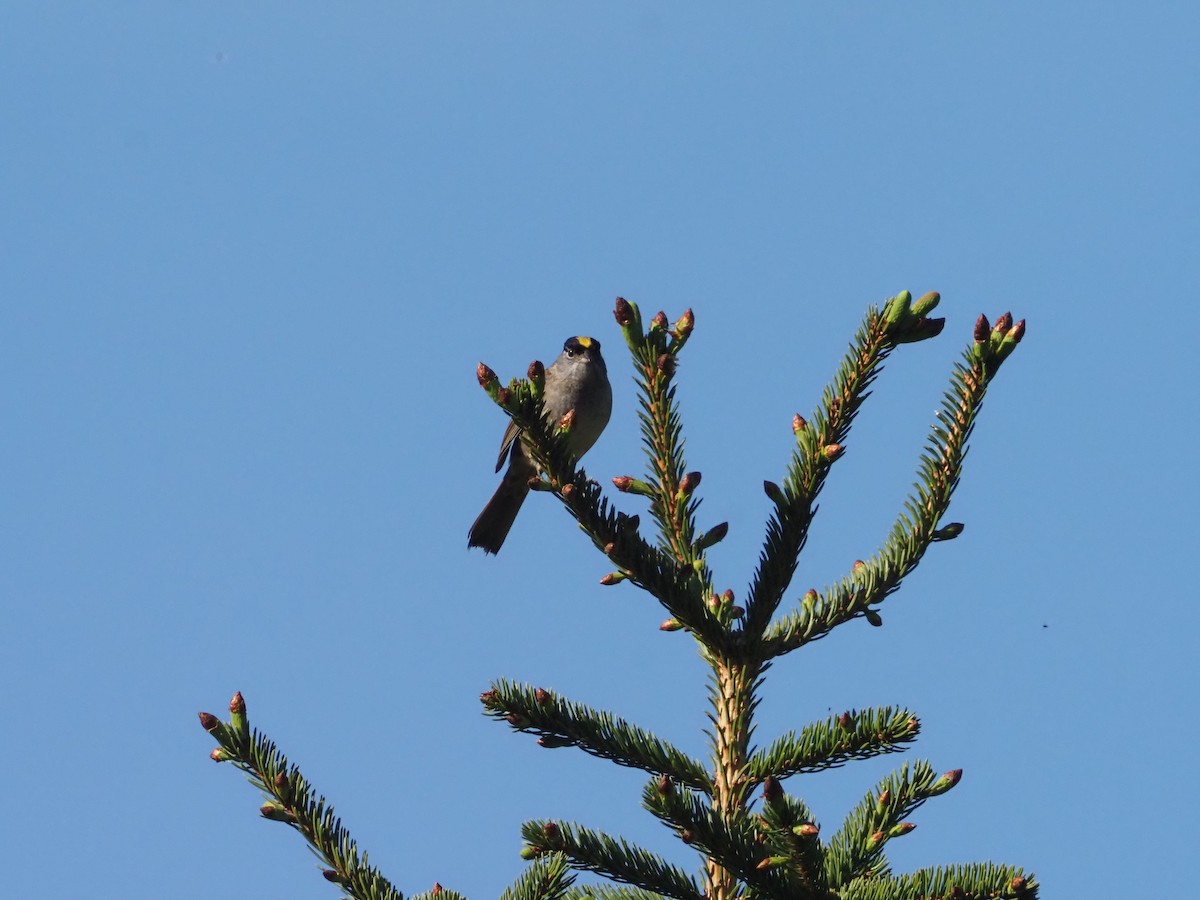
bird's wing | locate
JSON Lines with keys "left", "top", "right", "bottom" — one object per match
{"left": 496, "top": 420, "right": 522, "bottom": 472}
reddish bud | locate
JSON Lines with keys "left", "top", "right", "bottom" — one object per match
{"left": 603, "top": 542, "right": 615, "bottom": 555}
{"left": 721, "top": 589, "right": 734, "bottom": 604}
{"left": 612, "top": 475, "right": 633, "bottom": 491}
{"left": 822, "top": 443, "right": 844, "bottom": 461}
{"left": 599, "top": 572, "right": 626, "bottom": 585}
{"left": 535, "top": 688, "right": 551, "bottom": 705}
{"left": 878, "top": 789, "right": 890, "bottom": 807}
{"left": 260, "top": 802, "right": 296, "bottom": 823}
{"left": 762, "top": 776, "right": 783, "bottom": 801}
{"left": 792, "top": 413, "right": 807, "bottom": 433}
{"left": 1010, "top": 319, "right": 1026, "bottom": 343}
{"left": 560, "top": 483, "right": 574, "bottom": 499}
{"left": 1011, "top": 876, "right": 1027, "bottom": 891}
{"left": 889, "top": 822, "right": 917, "bottom": 838}
{"left": 198, "top": 712, "right": 220, "bottom": 733}
{"left": 929, "top": 768, "right": 963, "bottom": 795}
{"left": 853, "top": 559, "right": 866, "bottom": 571}
{"left": 528, "top": 360, "right": 544, "bottom": 381}
{"left": 796, "top": 823, "right": 820, "bottom": 838}
{"left": 479, "top": 689, "right": 498, "bottom": 705}
{"left": 496, "top": 386, "right": 511, "bottom": 406}
{"left": 651, "top": 310, "right": 669, "bottom": 332}
{"left": 229, "top": 692, "right": 246, "bottom": 715}
{"left": 209, "top": 748, "right": 230, "bottom": 762}
{"left": 543, "top": 821, "right": 561, "bottom": 839}
{"left": 869, "top": 830, "right": 886, "bottom": 846}
{"left": 679, "top": 471, "right": 701, "bottom": 496}
{"left": 838, "top": 711, "right": 854, "bottom": 730}
{"left": 476, "top": 362, "right": 498, "bottom": 388}
{"left": 559, "top": 408, "right": 576, "bottom": 431}
{"left": 994, "top": 311, "right": 1013, "bottom": 333}
{"left": 673, "top": 308, "right": 695, "bottom": 339}
{"left": 659, "top": 618, "right": 685, "bottom": 632}
{"left": 974, "top": 314, "right": 990, "bottom": 343}
{"left": 658, "top": 774, "right": 673, "bottom": 794}
{"left": 432, "top": 884, "right": 443, "bottom": 896}
{"left": 614, "top": 297, "right": 635, "bottom": 326}
{"left": 656, "top": 353, "right": 675, "bottom": 375}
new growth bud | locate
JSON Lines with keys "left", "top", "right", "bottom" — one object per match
{"left": 974, "top": 314, "right": 990, "bottom": 343}
{"left": 673, "top": 308, "right": 695, "bottom": 340}
{"left": 763, "top": 480, "right": 787, "bottom": 506}
{"left": 528, "top": 360, "right": 545, "bottom": 398}
{"left": 614, "top": 296, "right": 636, "bottom": 327}
{"left": 198, "top": 712, "right": 221, "bottom": 733}
{"left": 659, "top": 618, "right": 685, "bottom": 632}
{"left": 650, "top": 310, "right": 669, "bottom": 333}
{"left": 260, "top": 802, "right": 297, "bottom": 824}
{"left": 792, "top": 413, "right": 807, "bottom": 434}
{"left": 599, "top": 572, "right": 627, "bottom": 585}
{"left": 678, "top": 471, "right": 701, "bottom": 497}
{"left": 558, "top": 408, "right": 576, "bottom": 434}
{"left": 695, "top": 521, "right": 729, "bottom": 551}
{"left": 822, "top": 443, "right": 845, "bottom": 461}
{"left": 762, "top": 776, "right": 783, "bottom": 802}
{"left": 928, "top": 768, "right": 963, "bottom": 796}
{"left": 229, "top": 691, "right": 248, "bottom": 740}
{"left": 911, "top": 291, "right": 941, "bottom": 317}
{"left": 476, "top": 362, "right": 498, "bottom": 390}
{"left": 933, "top": 522, "right": 964, "bottom": 541}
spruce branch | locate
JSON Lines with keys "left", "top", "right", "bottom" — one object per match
{"left": 745, "top": 707, "right": 921, "bottom": 784}
{"left": 478, "top": 348, "right": 726, "bottom": 650}
{"left": 823, "top": 761, "right": 962, "bottom": 888}
{"left": 762, "top": 312, "right": 1025, "bottom": 657}
{"left": 758, "top": 779, "right": 825, "bottom": 894}
{"left": 613, "top": 299, "right": 703, "bottom": 565}
{"left": 480, "top": 680, "right": 712, "bottom": 792}
{"left": 841, "top": 863, "right": 1038, "bottom": 900}
{"left": 520, "top": 820, "right": 704, "bottom": 900}
{"left": 563, "top": 887, "right": 670, "bottom": 900}
{"left": 410, "top": 889, "right": 469, "bottom": 900}
{"left": 642, "top": 779, "right": 809, "bottom": 900}
{"left": 198, "top": 693, "right": 406, "bottom": 900}
{"left": 499, "top": 853, "right": 577, "bottom": 900}
{"left": 742, "top": 292, "right": 945, "bottom": 640}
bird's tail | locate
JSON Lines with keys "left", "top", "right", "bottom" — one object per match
{"left": 468, "top": 467, "right": 531, "bottom": 554}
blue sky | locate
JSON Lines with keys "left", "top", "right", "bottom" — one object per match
{"left": 3, "top": 4, "right": 1197, "bottom": 898}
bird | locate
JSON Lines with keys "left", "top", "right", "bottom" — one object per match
{"left": 468, "top": 336, "right": 612, "bottom": 554}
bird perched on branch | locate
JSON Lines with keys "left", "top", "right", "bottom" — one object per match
{"left": 468, "top": 336, "right": 612, "bottom": 554}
